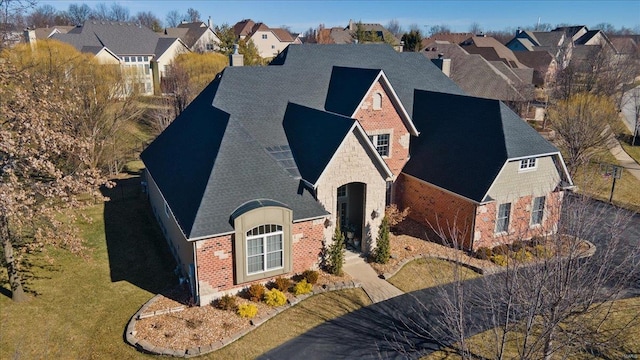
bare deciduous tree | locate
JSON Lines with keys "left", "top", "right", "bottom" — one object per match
{"left": 547, "top": 92, "right": 619, "bottom": 176}
{"left": 393, "top": 194, "right": 639, "bottom": 359}
{"left": 165, "top": 9, "right": 182, "bottom": 27}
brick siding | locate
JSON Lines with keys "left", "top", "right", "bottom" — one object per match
{"left": 195, "top": 218, "right": 324, "bottom": 305}
{"left": 354, "top": 80, "right": 411, "bottom": 178}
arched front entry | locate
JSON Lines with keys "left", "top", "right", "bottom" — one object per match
{"left": 336, "top": 182, "right": 366, "bottom": 252}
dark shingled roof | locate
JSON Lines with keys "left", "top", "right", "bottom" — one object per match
{"left": 325, "top": 67, "right": 381, "bottom": 116}
{"left": 52, "top": 20, "right": 178, "bottom": 57}
{"left": 142, "top": 43, "right": 558, "bottom": 238}
{"left": 284, "top": 103, "right": 356, "bottom": 184}
{"left": 405, "top": 91, "right": 558, "bottom": 202}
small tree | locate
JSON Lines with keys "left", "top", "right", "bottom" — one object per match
{"left": 327, "top": 224, "right": 345, "bottom": 276}
{"left": 374, "top": 216, "right": 391, "bottom": 264}
{"left": 401, "top": 29, "right": 423, "bottom": 52}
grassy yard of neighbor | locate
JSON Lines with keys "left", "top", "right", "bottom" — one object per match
{"left": 388, "top": 258, "right": 480, "bottom": 293}
{"left": 0, "top": 175, "right": 371, "bottom": 359}
{"left": 573, "top": 148, "right": 640, "bottom": 212}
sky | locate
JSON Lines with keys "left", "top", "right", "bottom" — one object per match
{"left": 39, "top": 0, "right": 640, "bottom": 34}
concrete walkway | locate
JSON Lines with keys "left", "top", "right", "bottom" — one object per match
{"left": 606, "top": 133, "right": 640, "bottom": 182}
{"left": 343, "top": 250, "right": 404, "bottom": 303}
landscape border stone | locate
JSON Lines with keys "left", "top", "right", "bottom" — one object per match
{"left": 125, "top": 280, "right": 363, "bottom": 357}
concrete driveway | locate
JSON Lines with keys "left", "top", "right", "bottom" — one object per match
{"left": 259, "top": 200, "right": 640, "bottom": 360}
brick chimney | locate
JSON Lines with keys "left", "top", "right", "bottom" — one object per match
{"left": 229, "top": 44, "right": 243, "bottom": 67}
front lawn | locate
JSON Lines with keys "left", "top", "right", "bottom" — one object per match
{"left": 388, "top": 258, "right": 480, "bottom": 293}
{"left": 0, "top": 176, "right": 371, "bottom": 359}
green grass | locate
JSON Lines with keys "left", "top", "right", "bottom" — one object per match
{"left": 0, "top": 176, "right": 371, "bottom": 359}
{"left": 388, "top": 258, "right": 480, "bottom": 293}
{"left": 573, "top": 148, "right": 640, "bottom": 212}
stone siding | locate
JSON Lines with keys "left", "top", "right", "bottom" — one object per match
{"left": 316, "top": 129, "right": 388, "bottom": 253}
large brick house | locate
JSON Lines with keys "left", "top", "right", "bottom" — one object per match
{"left": 141, "top": 44, "right": 573, "bottom": 305}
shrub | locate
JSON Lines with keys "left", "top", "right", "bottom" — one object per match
{"left": 237, "top": 303, "right": 258, "bottom": 319}
{"left": 248, "top": 284, "right": 266, "bottom": 302}
{"left": 293, "top": 279, "right": 313, "bottom": 295}
{"left": 532, "top": 244, "right": 551, "bottom": 258}
{"left": 385, "top": 204, "right": 410, "bottom": 227}
{"left": 512, "top": 248, "right": 533, "bottom": 262}
{"left": 492, "top": 244, "right": 510, "bottom": 256}
{"left": 273, "top": 277, "right": 291, "bottom": 292}
{"left": 327, "top": 225, "right": 345, "bottom": 275}
{"left": 475, "top": 247, "right": 493, "bottom": 260}
{"left": 510, "top": 240, "right": 526, "bottom": 252}
{"left": 214, "top": 294, "right": 237, "bottom": 311}
{"left": 529, "top": 235, "right": 546, "bottom": 246}
{"left": 302, "top": 269, "right": 319, "bottom": 284}
{"left": 491, "top": 254, "right": 509, "bottom": 266}
{"left": 374, "top": 216, "right": 391, "bottom": 264}
{"left": 264, "top": 289, "right": 287, "bottom": 307}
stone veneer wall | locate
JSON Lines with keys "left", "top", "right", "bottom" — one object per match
{"left": 315, "top": 130, "right": 388, "bottom": 253}
{"left": 194, "top": 218, "right": 325, "bottom": 305}
{"left": 354, "top": 80, "right": 411, "bottom": 178}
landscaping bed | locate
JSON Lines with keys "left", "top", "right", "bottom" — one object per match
{"left": 130, "top": 270, "right": 353, "bottom": 355}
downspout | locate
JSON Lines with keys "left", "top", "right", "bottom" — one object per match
{"left": 192, "top": 241, "right": 200, "bottom": 305}
{"left": 470, "top": 204, "right": 478, "bottom": 251}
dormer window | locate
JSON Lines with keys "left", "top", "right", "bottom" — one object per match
{"left": 372, "top": 92, "right": 382, "bottom": 110}
{"left": 519, "top": 158, "right": 537, "bottom": 171}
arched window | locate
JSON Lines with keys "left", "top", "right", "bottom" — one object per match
{"left": 372, "top": 92, "right": 382, "bottom": 110}
{"left": 246, "top": 224, "right": 283, "bottom": 274}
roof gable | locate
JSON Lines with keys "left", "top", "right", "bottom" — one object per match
{"left": 283, "top": 103, "right": 356, "bottom": 184}
{"left": 404, "top": 90, "right": 558, "bottom": 202}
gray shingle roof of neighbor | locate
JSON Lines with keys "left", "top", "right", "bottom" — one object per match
{"left": 142, "top": 43, "right": 557, "bottom": 238}
{"left": 283, "top": 102, "right": 356, "bottom": 184}
{"left": 405, "top": 90, "right": 559, "bottom": 203}
{"left": 52, "top": 20, "right": 174, "bottom": 56}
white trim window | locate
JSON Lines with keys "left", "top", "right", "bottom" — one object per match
{"left": 519, "top": 158, "right": 537, "bottom": 171}
{"left": 246, "top": 224, "right": 283, "bottom": 274}
{"left": 495, "top": 203, "right": 511, "bottom": 233}
{"left": 262, "top": 34, "right": 268, "bottom": 39}
{"left": 531, "top": 196, "right": 545, "bottom": 225}
{"left": 368, "top": 134, "right": 390, "bottom": 157}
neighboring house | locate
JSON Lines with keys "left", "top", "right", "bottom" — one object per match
{"left": 506, "top": 26, "right": 618, "bottom": 70}
{"left": 422, "top": 32, "right": 474, "bottom": 49}
{"left": 141, "top": 44, "right": 573, "bottom": 305}
{"left": 31, "top": 25, "right": 75, "bottom": 40}
{"left": 232, "top": 19, "right": 300, "bottom": 58}
{"left": 1, "top": 23, "right": 23, "bottom": 47}
{"left": 30, "top": 21, "right": 190, "bottom": 95}
{"left": 316, "top": 20, "right": 403, "bottom": 52}
{"left": 163, "top": 19, "right": 220, "bottom": 53}
{"left": 423, "top": 41, "right": 534, "bottom": 107}
{"left": 460, "top": 36, "right": 534, "bottom": 82}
